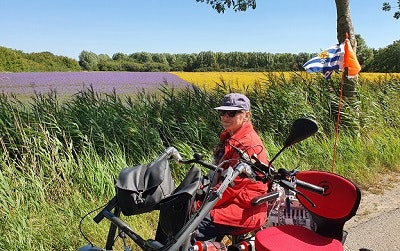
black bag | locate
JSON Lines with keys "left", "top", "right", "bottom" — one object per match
{"left": 156, "top": 165, "right": 202, "bottom": 243}
{"left": 115, "top": 158, "right": 175, "bottom": 216}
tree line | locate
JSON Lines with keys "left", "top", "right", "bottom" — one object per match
{"left": 0, "top": 46, "right": 81, "bottom": 72}
{"left": 78, "top": 50, "right": 314, "bottom": 72}
{"left": 1, "top": 35, "right": 399, "bottom": 73}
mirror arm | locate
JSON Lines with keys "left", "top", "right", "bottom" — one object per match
{"left": 267, "top": 146, "right": 286, "bottom": 168}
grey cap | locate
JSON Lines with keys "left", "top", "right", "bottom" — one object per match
{"left": 214, "top": 93, "right": 250, "bottom": 111}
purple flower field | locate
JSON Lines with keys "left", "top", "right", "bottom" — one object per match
{"left": 0, "top": 72, "right": 192, "bottom": 96}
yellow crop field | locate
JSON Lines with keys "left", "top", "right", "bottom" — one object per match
{"left": 170, "top": 72, "right": 265, "bottom": 91}
{"left": 171, "top": 71, "right": 400, "bottom": 90}
{"left": 171, "top": 72, "right": 265, "bottom": 84}
{"left": 171, "top": 71, "right": 311, "bottom": 91}
{"left": 359, "top": 72, "right": 400, "bottom": 81}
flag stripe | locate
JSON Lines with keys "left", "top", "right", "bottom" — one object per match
{"left": 303, "top": 44, "right": 344, "bottom": 79}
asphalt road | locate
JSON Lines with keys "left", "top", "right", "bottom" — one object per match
{"left": 342, "top": 176, "right": 400, "bottom": 251}
{"left": 344, "top": 207, "right": 400, "bottom": 251}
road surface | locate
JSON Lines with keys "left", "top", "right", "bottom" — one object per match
{"left": 343, "top": 176, "right": 400, "bottom": 251}
{"left": 344, "top": 208, "right": 400, "bottom": 251}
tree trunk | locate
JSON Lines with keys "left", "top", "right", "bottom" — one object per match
{"left": 335, "top": 0, "right": 360, "bottom": 134}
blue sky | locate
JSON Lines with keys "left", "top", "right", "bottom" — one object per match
{"left": 1, "top": 0, "right": 399, "bottom": 60}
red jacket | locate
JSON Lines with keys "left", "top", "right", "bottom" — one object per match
{"left": 210, "top": 121, "right": 269, "bottom": 230}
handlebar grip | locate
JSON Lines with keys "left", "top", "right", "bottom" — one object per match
{"left": 296, "top": 179, "right": 325, "bottom": 195}
{"left": 180, "top": 158, "right": 222, "bottom": 172}
{"left": 251, "top": 191, "right": 280, "bottom": 206}
{"left": 198, "top": 160, "right": 222, "bottom": 172}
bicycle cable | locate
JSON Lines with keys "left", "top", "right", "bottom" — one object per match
{"left": 79, "top": 201, "right": 110, "bottom": 247}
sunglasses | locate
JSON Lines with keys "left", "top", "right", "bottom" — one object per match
{"left": 218, "top": 110, "right": 244, "bottom": 117}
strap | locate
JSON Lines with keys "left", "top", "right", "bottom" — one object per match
{"left": 137, "top": 163, "right": 148, "bottom": 192}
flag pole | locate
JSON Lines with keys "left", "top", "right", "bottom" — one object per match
{"left": 331, "top": 67, "right": 347, "bottom": 173}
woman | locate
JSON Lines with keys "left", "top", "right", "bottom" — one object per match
{"left": 196, "top": 93, "right": 270, "bottom": 241}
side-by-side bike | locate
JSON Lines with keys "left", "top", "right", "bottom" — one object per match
{"left": 78, "top": 118, "right": 361, "bottom": 251}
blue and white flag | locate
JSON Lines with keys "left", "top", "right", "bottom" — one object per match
{"left": 303, "top": 43, "right": 344, "bottom": 79}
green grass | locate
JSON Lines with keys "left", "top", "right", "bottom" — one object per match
{"left": 0, "top": 74, "right": 399, "bottom": 250}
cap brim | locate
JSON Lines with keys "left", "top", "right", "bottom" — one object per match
{"left": 214, "top": 106, "right": 243, "bottom": 111}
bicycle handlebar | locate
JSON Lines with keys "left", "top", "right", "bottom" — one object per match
{"left": 296, "top": 179, "right": 325, "bottom": 195}
{"left": 179, "top": 152, "right": 223, "bottom": 172}
{"left": 158, "top": 146, "right": 183, "bottom": 162}
{"left": 174, "top": 147, "right": 324, "bottom": 197}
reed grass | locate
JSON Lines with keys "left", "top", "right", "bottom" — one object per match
{"left": 0, "top": 73, "right": 399, "bottom": 250}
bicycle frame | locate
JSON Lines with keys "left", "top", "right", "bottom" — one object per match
{"left": 85, "top": 162, "right": 253, "bottom": 251}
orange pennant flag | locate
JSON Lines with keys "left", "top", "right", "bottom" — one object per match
{"left": 344, "top": 37, "right": 361, "bottom": 78}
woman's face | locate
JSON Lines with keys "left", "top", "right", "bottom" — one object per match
{"left": 218, "top": 110, "right": 250, "bottom": 134}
